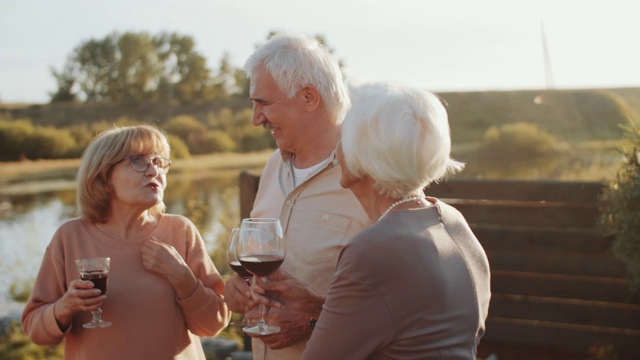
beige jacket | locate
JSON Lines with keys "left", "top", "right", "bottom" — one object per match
{"left": 250, "top": 149, "right": 371, "bottom": 360}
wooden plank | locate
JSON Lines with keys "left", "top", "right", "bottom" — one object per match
{"left": 491, "top": 270, "right": 640, "bottom": 304}
{"left": 489, "top": 293, "right": 640, "bottom": 330}
{"left": 473, "top": 225, "right": 613, "bottom": 254}
{"left": 448, "top": 200, "right": 600, "bottom": 228}
{"left": 488, "top": 250, "right": 626, "bottom": 278}
{"left": 426, "top": 179, "right": 605, "bottom": 203}
{"left": 239, "top": 171, "right": 260, "bottom": 219}
{"left": 483, "top": 317, "right": 640, "bottom": 359}
{"left": 477, "top": 340, "right": 587, "bottom": 360}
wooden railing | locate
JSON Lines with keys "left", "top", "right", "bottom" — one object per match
{"left": 238, "top": 172, "right": 640, "bottom": 359}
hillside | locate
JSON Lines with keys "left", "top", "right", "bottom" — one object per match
{"left": 2, "top": 87, "right": 639, "bottom": 144}
{"left": 439, "top": 87, "right": 640, "bottom": 143}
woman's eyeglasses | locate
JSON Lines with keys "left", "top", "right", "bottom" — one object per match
{"left": 125, "top": 155, "right": 172, "bottom": 174}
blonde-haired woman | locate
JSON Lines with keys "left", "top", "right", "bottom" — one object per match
{"left": 22, "top": 125, "right": 229, "bottom": 359}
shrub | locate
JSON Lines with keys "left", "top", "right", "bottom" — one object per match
{"left": 164, "top": 115, "right": 206, "bottom": 143}
{"left": 166, "top": 134, "right": 191, "bottom": 159}
{"left": 23, "top": 127, "right": 77, "bottom": 159}
{"left": 195, "top": 130, "right": 236, "bottom": 154}
{"left": 0, "top": 321, "right": 64, "bottom": 360}
{"left": 0, "top": 118, "right": 34, "bottom": 161}
{"left": 599, "top": 119, "right": 640, "bottom": 294}
{"left": 478, "top": 122, "right": 569, "bottom": 166}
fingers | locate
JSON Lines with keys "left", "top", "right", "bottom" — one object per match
{"left": 140, "top": 239, "right": 181, "bottom": 272}
{"left": 249, "top": 283, "right": 283, "bottom": 309}
{"left": 224, "top": 274, "right": 255, "bottom": 313}
{"left": 66, "top": 280, "right": 106, "bottom": 311}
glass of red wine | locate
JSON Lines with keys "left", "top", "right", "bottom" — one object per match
{"left": 75, "top": 257, "right": 112, "bottom": 328}
{"left": 237, "top": 218, "right": 285, "bottom": 336}
{"left": 226, "top": 227, "right": 252, "bottom": 327}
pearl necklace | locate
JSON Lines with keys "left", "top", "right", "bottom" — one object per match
{"left": 377, "top": 196, "right": 424, "bottom": 222}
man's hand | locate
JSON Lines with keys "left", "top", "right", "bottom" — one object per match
{"left": 248, "top": 307, "right": 312, "bottom": 350}
{"left": 250, "top": 269, "right": 325, "bottom": 318}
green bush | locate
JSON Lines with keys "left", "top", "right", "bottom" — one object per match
{"left": 164, "top": 115, "right": 207, "bottom": 142}
{"left": 0, "top": 321, "right": 64, "bottom": 360}
{"left": 9, "top": 279, "right": 33, "bottom": 302}
{"left": 166, "top": 134, "right": 191, "bottom": 159}
{"left": 0, "top": 118, "right": 34, "bottom": 161}
{"left": 23, "top": 127, "right": 77, "bottom": 159}
{"left": 195, "top": 130, "right": 236, "bottom": 154}
{"left": 599, "top": 119, "right": 640, "bottom": 294}
{"left": 478, "top": 122, "right": 570, "bottom": 166}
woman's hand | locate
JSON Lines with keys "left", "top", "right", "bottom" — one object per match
{"left": 141, "top": 238, "right": 198, "bottom": 299}
{"left": 224, "top": 274, "right": 255, "bottom": 313}
{"left": 54, "top": 279, "right": 105, "bottom": 331}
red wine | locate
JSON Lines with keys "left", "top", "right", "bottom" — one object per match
{"left": 229, "top": 261, "right": 253, "bottom": 279}
{"left": 239, "top": 255, "right": 284, "bottom": 277}
{"left": 81, "top": 271, "right": 108, "bottom": 295}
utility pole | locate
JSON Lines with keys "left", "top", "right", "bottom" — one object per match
{"left": 541, "top": 20, "right": 555, "bottom": 89}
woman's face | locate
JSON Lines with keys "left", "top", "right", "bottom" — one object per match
{"left": 108, "top": 152, "right": 167, "bottom": 213}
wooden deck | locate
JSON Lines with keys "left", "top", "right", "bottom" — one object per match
{"left": 239, "top": 173, "right": 640, "bottom": 359}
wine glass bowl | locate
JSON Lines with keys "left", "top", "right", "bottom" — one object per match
{"left": 237, "top": 218, "right": 285, "bottom": 336}
{"left": 226, "top": 227, "right": 252, "bottom": 327}
{"left": 75, "top": 257, "right": 112, "bottom": 328}
{"left": 227, "top": 228, "right": 253, "bottom": 280}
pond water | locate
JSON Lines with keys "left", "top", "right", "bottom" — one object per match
{"left": 0, "top": 171, "right": 244, "bottom": 303}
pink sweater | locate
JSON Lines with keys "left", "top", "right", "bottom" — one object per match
{"left": 21, "top": 214, "right": 229, "bottom": 360}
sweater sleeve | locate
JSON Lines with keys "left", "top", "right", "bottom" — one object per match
{"left": 176, "top": 219, "right": 230, "bottom": 336}
{"left": 21, "top": 237, "right": 70, "bottom": 345}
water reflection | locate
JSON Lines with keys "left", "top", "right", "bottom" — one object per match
{"left": 0, "top": 172, "right": 243, "bottom": 302}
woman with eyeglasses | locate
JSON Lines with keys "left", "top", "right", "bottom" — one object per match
{"left": 21, "top": 125, "right": 230, "bottom": 359}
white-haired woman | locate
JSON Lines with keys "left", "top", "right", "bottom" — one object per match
{"left": 251, "top": 82, "right": 491, "bottom": 359}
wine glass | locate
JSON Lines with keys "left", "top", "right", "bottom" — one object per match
{"left": 226, "top": 227, "right": 253, "bottom": 327}
{"left": 75, "top": 257, "right": 112, "bottom": 328}
{"left": 237, "top": 218, "right": 285, "bottom": 336}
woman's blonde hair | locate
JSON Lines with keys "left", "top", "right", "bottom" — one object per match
{"left": 76, "top": 125, "right": 171, "bottom": 223}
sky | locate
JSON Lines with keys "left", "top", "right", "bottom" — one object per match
{"left": 1, "top": 0, "right": 640, "bottom": 104}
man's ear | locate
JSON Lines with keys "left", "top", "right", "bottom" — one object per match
{"left": 301, "top": 86, "right": 320, "bottom": 111}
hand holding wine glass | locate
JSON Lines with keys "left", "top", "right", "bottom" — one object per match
{"left": 226, "top": 227, "right": 253, "bottom": 327}
{"left": 75, "top": 257, "right": 112, "bottom": 328}
{"left": 237, "top": 218, "right": 285, "bottom": 336}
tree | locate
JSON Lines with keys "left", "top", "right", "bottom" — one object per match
{"left": 49, "top": 61, "right": 78, "bottom": 102}
{"left": 49, "top": 31, "right": 219, "bottom": 104}
{"left": 153, "top": 32, "right": 211, "bottom": 103}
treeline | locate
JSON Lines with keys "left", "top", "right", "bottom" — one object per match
{"left": 0, "top": 107, "right": 274, "bottom": 162}
{"left": 50, "top": 31, "right": 248, "bottom": 104}
{"left": 47, "top": 30, "right": 337, "bottom": 105}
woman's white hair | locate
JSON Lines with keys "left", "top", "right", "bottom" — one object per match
{"left": 342, "top": 82, "right": 464, "bottom": 199}
{"left": 244, "top": 32, "right": 350, "bottom": 123}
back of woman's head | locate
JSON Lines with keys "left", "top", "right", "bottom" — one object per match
{"left": 244, "top": 32, "right": 350, "bottom": 123}
{"left": 341, "top": 82, "right": 464, "bottom": 198}
{"left": 76, "top": 125, "right": 171, "bottom": 223}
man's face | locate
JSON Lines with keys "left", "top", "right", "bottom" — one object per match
{"left": 249, "top": 67, "right": 306, "bottom": 153}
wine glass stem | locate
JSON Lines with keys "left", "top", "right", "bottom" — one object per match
{"left": 258, "top": 303, "right": 266, "bottom": 328}
{"left": 91, "top": 308, "right": 103, "bottom": 323}
{"left": 257, "top": 276, "right": 267, "bottom": 328}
